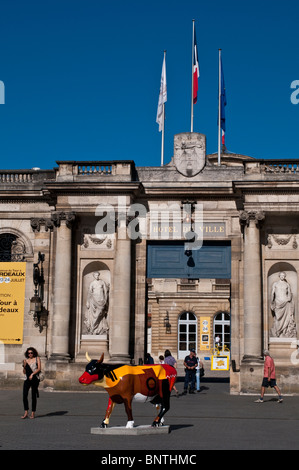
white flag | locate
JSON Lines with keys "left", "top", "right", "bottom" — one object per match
{"left": 156, "top": 54, "right": 167, "bottom": 132}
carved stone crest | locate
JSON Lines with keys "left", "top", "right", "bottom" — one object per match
{"left": 81, "top": 234, "right": 114, "bottom": 250}
{"left": 173, "top": 133, "right": 206, "bottom": 177}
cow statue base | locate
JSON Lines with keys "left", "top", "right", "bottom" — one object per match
{"left": 90, "top": 424, "right": 170, "bottom": 436}
{"left": 79, "top": 353, "right": 177, "bottom": 428}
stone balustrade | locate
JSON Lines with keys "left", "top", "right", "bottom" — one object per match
{"left": 0, "top": 172, "right": 35, "bottom": 183}
{"left": 2, "top": 159, "right": 299, "bottom": 185}
{"left": 262, "top": 160, "right": 299, "bottom": 173}
{"left": 55, "top": 160, "right": 134, "bottom": 180}
{"left": 0, "top": 169, "right": 54, "bottom": 184}
{"left": 0, "top": 161, "right": 135, "bottom": 185}
{"left": 245, "top": 159, "right": 299, "bottom": 175}
{"left": 78, "top": 163, "right": 112, "bottom": 175}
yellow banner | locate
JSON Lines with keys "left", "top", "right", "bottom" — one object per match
{"left": 200, "top": 316, "right": 210, "bottom": 351}
{"left": 0, "top": 262, "right": 26, "bottom": 344}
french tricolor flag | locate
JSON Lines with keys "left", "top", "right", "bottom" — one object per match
{"left": 193, "top": 29, "right": 200, "bottom": 104}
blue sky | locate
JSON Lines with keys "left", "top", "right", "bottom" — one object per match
{"left": 0, "top": 0, "right": 298, "bottom": 170}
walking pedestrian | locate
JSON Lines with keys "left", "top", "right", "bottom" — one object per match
{"left": 196, "top": 355, "right": 204, "bottom": 392}
{"left": 164, "top": 349, "right": 179, "bottom": 395}
{"left": 21, "top": 347, "right": 41, "bottom": 419}
{"left": 255, "top": 350, "right": 283, "bottom": 403}
{"left": 183, "top": 348, "right": 198, "bottom": 394}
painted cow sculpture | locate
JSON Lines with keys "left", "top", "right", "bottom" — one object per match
{"left": 79, "top": 353, "right": 177, "bottom": 428}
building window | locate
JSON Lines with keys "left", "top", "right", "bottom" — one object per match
{"left": 178, "top": 311, "right": 197, "bottom": 359}
{"left": 0, "top": 233, "right": 17, "bottom": 261}
{"left": 0, "top": 233, "right": 26, "bottom": 262}
{"left": 213, "top": 312, "right": 230, "bottom": 350}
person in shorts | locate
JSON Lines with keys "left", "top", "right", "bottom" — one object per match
{"left": 255, "top": 350, "right": 283, "bottom": 403}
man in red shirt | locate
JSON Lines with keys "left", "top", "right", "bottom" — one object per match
{"left": 255, "top": 350, "right": 283, "bottom": 403}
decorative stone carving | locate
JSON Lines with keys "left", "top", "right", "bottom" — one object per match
{"left": 11, "top": 239, "right": 26, "bottom": 261}
{"left": 51, "top": 211, "right": 76, "bottom": 229}
{"left": 81, "top": 234, "right": 113, "bottom": 250}
{"left": 173, "top": 133, "right": 206, "bottom": 177}
{"left": 239, "top": 210, "right": 265, "bottom": 229}
{"left": 31, "top": 218, "right": 54, "bottom": 232}
{"left": 267, "top": 234, "right": 298, "bottom": 249}
{"left": 270, "top": 272, "right": 297, "bottom": 338}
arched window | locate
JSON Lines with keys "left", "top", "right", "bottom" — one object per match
{"left": 178, "top": 311, "right": 197, "bottom": 359}
{"left": 213, "top": 312, "right": 230, "bottom": 350}
{"left": 0, "top": 233, "right": 18, "bottom": 261}
{"left": 0, "top": 230, "right": 32, "bottom": 262}
{"left": 0, "top": 233, "right": 28, "bottom": 262}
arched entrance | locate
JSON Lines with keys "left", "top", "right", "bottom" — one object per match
{"left": 178, "top": 311, "right": 197, "bottom": 359}
{"left": 146, "top": 240, "right": 231, "bottom": 362}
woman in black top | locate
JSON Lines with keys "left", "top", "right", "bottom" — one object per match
{"left": 21, "top": 347, "right": 41, "bottom": 419}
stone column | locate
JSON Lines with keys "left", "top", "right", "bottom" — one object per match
{"left": 50, "top": 212, "right": 75, "bottom": 361}
{"left": 240, "top": 210, "right": 265, "bottom": 360}
{"left": 109, "top": 213, "right": 131, "bottom": 362}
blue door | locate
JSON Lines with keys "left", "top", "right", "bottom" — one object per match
{"left": 147, "top": 241, "right": 231, "bottom": 279}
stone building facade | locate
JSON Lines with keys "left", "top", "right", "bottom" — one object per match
{"left": 0, "top": 132, "right": 299, "bottom": 394}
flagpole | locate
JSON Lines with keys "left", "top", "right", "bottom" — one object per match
{"left": 218, "top": 49, "right": 222, "bottom": 166}
{"left": 161, "top": 102, "right": 165, "bottom": 166}
{"left": 191, "top": 20, "right": 195, "bottom": 132}
{"left": 156, "top": 50, "right": 167, "bottom": 165}
{"left": 161, "top": 50, "right": 166, "bottom": 166}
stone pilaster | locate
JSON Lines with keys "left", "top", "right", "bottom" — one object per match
{"left": 240, "top": 210, "right": 265, "bottom": 361}
{"left": 50, "top": 212, "right": 75, "bottom": 361}
{"left": 109, "top": 213, "right": 131, "bottom": 362}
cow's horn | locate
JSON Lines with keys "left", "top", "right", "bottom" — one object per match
{"left": 85, "top": 352, "right": 91, "bottom": 362}
{"left": 98, "top": 353, "right": 104, "bottom": 364}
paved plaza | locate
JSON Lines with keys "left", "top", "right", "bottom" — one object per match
{"left": 1, "top": 373, "right": 299, "bottom": 453}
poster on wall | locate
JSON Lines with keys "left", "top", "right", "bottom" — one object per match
{"left": 0, "top": 263, "right": 26, "bottom": 344}
{"left": 200, "top": 316, "right": 210, "bottom": 351}
{"left": 211, "top": 355, "right": 229, "bottom": 371}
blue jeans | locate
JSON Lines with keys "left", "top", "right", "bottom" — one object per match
{"left": 184, "top": 369, "right": 196, "bottom": 391}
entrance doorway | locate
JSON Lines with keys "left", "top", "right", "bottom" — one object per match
{"left": 146, "top": 241, "right": 231, "bottom": 362}
{"left": 178, "top": 311, "right": 197, "bottom": 359}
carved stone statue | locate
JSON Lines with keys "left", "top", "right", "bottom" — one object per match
{"left": 84, "top": 271, "right": 109, "bottom": 335}
{"left": 270, "top": 272, "right": 297, "bottom": 338}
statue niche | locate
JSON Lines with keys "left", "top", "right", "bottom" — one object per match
{"left": 82, "top": 267, "right": 110, "bottom": 337}
{"left": 269, "top": 268, "right": 297, "bottom": 339}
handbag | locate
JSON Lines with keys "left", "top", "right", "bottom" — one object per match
{"left": 38, "top": 372, "right": 45, "bottom": 382}
{"left": 35, "top": 358, "right": 44, "bottom": 381}
{"left": 200, "top": 368, "right": 205, "bottom": 378}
